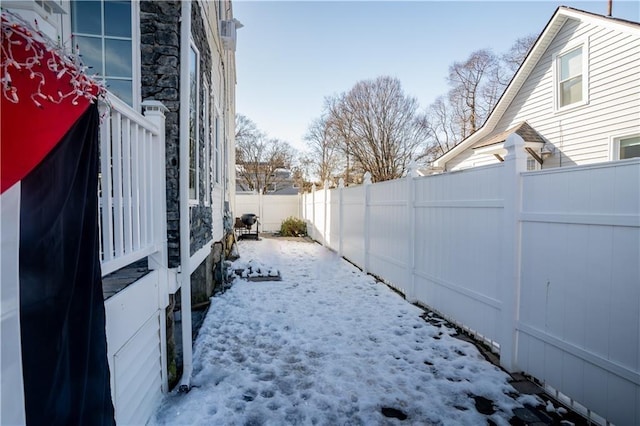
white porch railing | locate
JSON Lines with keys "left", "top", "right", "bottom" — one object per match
{"left": 98, "top": 96, "right": 167, "bottom": 276}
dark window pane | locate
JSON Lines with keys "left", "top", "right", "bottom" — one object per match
{"left": 105, "top": 39, "right": 132, "bottom": 77}
{"left": 189, "top": 46, "right": 198, "bottom": 199}
{"left": 189, "top": 135, "right": 197, "bottom": 199}
{"left": 75, "top": 36, "right": 103, "bottom": 74}
{"left": 620, "top": 136, "right": 640, "bottom": 159}
{"left": 106, "top": 79, "right": 132, "bottom": 105}
{"left": 72, "top": 1, "right": 102, "bottom": 35}
{"left": 105, "top": 1, "right": 131, "bottom": 37}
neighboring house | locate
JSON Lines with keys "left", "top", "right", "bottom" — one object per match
{"left": 236, "top": 164, "right": 299, "bottom": 194}
{"left": 433, "top": 6, "right": 640, "bottom": 172}
{"left": 3, "top": 0, "right": 240, "bottom": 424}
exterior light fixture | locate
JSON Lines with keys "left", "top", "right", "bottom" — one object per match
{"left": 540, "top": 144, "right": 556, "bottom": 159}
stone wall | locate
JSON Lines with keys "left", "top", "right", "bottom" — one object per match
{"left": 140, "top": 0, "right": 181, "bottom": 268}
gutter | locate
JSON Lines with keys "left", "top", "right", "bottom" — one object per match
{"left": 178, "top": 0, "right": 193, "bottom": 390}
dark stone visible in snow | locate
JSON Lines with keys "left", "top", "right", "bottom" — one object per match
{"left": 242, "top": 389, "right": 257, "bottom": 402}
{"left": 381, "top": 407, "right": 408, "bottom": 420}
{"left": 472, "top": 395, "right": 496, "bottom": 415}
{"left": 512, "top": 407, "right": 544, "bottom": 423}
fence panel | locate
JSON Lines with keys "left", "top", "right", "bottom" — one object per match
{"left": 235, "top": 193, "right": 300, "bottom": 233}
{"left": 300, "top": 157, "right": 640, "bottom": 425}
{"left": 368, "top": 179, "right": 410, "bottom": 294}
{"left": 313, "top": 187, "right": 327, "bottom": 245}
{"left": 517, "top": 159, "right": 640, "bottom": 425}
{"left": 234, "top": 193, "right": 261, "bottom": 218}
{"left": 262, "top": 194, "right": 300, "bottom": 232}
{"left": 341, "top": 185, "right": 366, "bottom": 269}
{"left": 413, "top": 164, "right": 505, "bottom": 344}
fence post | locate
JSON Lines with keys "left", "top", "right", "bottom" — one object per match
{"left": 311, "top": 184, "right": 316, "bottom": 242}
{"left": 323, "top": 180, "right": 329, "bottom": 246}
{"left": 500, "top": 133, "right": 526, "bottom": 372}
{"left": 258, "top": 188, "right": 264, "bottom": 227}
{"left": 363, "top": 172, "right": 372, "bottom": 274}
{"left": 338, "top": 178, "right": 344, "bottom": 258}
{"left": 406, "top": 162, "right": 418, "bottom": 303}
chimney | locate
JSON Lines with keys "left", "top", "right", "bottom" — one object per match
{"left": 607, "top": 0, "right": 613, "bottom": 16}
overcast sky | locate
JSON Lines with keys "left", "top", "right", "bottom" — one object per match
{"left": 233, "top": 0, "right": 639, "bottom": 152}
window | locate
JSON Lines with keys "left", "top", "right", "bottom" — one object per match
{"left": 613, "top": 135, "right": 640, "bottom": 160}
{"left": 620, "top": 136, "right": 640, "bottom": 159}
{"left": 526, "top": 156, "right": 540, "bottom": 171}
{"left": 214, "top": 114, "right": 221, "bottom": 184}
{"left": 203, "top": 82, "right": 211, "bottom": 206}
{"left": 189, "top": 44, "right": 199, "bottom": 202}
{"left": 71, "top": 0, "right": 134, "bottom": 105}
{"left": 555, "top": 42, "right": 588, "bottom": 110}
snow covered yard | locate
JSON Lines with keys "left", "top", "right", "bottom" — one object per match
{"left": 153, "top": 238, "right": 534, "bottom": 425}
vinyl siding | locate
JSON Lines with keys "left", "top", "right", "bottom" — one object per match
{"left": 449, "top": 17, "right": 640, "bottom": 171}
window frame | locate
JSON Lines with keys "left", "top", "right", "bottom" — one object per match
{"left": 203, "top": 80, "right": 211, "bottom": 206}
{"left": 526, "top": 156, "right": 541, "bottom": 171}
{"left": 553, "top": 38, "right": 589, "bottom": 112}
{"left": 188, "top": 41, "right": 200, "bottom": 204}
{"left": 64, "top": 0, "right": 140, "bottom": 109}
{"left": 610, "top": 133, "right": 640, "bottom": 161}
{"left": 214, "top": 110, "right": 222, "bottom": 185}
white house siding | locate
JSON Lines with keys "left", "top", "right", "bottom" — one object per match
{"left": 448, "top": 17, "right": 640, "bottom": 171}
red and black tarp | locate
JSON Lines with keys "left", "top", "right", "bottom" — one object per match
{"left": 1, "top": 12, "right": 115, "bottom": 425}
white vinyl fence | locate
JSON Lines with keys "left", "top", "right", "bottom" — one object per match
{"left": 235, "top": 192, "right": 301, "bottom": 232}
{"left": 99, "top": 97, "right": 170, "bottom": 425}
{"left": 302, "top": 134, "right": 640, "bottom": 426}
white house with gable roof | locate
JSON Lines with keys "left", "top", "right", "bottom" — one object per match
{"left": 433, "top": 6, "right": 640, "bottom": 172}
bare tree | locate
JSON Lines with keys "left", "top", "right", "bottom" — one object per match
{"left": 290, "top": 156, "right": 314, "bottom": 192}
{"left": 447, "top": 48, "right": 500, "bottom": 135}
{"left": 421, "top": 96, "right": 460, "bottom": 161}
{"left": 423, "top": 35, "right": 537, "bottom": 160}
{"left": 324, "top": 76, "right": 427, "bottom": 182}
{"left": 502, "top": 34, "right": 538, "bottom": 75}
{"left": 235, "top": 115, "right": 295, "bottom": 193}
{"left": 323, "top": 95, "right": 358, "bottom": 185}
{"left": 304, "top": 116, "right": 341, "bottom": 183}
{"left": 235, "top": 114, "right": 261, "bottom": 144}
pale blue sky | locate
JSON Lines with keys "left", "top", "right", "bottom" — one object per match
{"left": 233, "top": 1, "right": 639, "bottom": 152}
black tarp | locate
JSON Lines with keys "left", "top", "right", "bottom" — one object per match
{"left": 18, "top": 104, "right": 115, "bottom": 425}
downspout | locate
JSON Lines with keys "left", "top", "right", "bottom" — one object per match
{"left": 178, "top": 0, "right": 193, "bottom": 390}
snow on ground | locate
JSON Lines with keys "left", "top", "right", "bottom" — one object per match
{"left": 153, "top": 238, "right": 526, "bottom": 425}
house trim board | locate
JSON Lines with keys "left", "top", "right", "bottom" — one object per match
{"left": 178, "top": 0, "right": 193, "bottom": 389}
{"left": 189, "top": 239, "right": 214, "bottom": 275}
